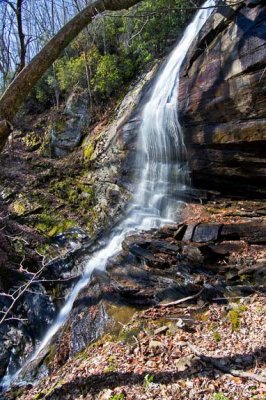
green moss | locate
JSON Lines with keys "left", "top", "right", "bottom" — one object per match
{"left": 227, "top": 305, "right": 248, "bottom": 332}
{"left": 37, "top": 242, "right": 58, "bottom": 258}
{"left": 32, "top": 392, "right": 45, "bottom": 400}
{"left": 8, "top": 388, "right": 25, "bottom": 398}
{"left": 212, "top": 331, "right": 222, "bottom": 342}
{"left": 104, "top": 364, "right": 117, "bottom": 373}
{"left": 11, "top": 199, "right": 27, "bottom": 216}
{"left": 34, "top": 213, "right": 76, "bottom": 237}
{"left": 211, "top": 393, "right": 230, "bottom": 400}
{"left": 83, "top": 141, "right": 95, "bottom": 162}
{"left": 119, "top": 325, "right": 142, "bottom": 344}
{"left": 109, "top": 394, "right": 125, "bottom": 400}
{"left": 37, "top": 130, "right": 51, "bottom": 156}
{"left": 51, "top": 178, "right": 95, "bottom": 208}
{"left": 13, "top": 238, "right": 26, "bottom": 257}
{"left": 47, "top": 220, "right": 76, "bottom": 237}
{"left": 107, "top": 305, "right": 136, "bottom": 328}
{"left": 144, "top": 373, "right": 155, "bottom": 389}
{"left": 104, "top": 355, "right": 118, "bottom": 373}
{"left": 54, "top": 119, "right": 67, "bottom": 133}
{"left": 239, "top": 274, "right": 249, "bottom": 282}
{"left": 44, "top": 345, "right": 57, "bottom": 368}
{"left": 22, "top": 132, "right": 41, "bottom": 150}
{"left": 10, "top": 194, "right": 44, "bottom": 218}
{"left": 40, "top": 379, "right": 65, "bottom": 398}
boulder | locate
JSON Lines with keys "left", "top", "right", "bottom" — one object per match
{"left": 51, "top": 90, "right": 90, "bottom": 158}
{"left": 192, "top": 223, "right": 222, "bottom": 243}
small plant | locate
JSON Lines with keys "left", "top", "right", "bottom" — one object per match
{"left": 109, "top": 394, "right": 125, "bottom": 400}
{"left": 213, "top": 331, "right": 222, "bottom": 342}
{"left": 104, "top": 355, "right": 118, "bottom": 373}
{"left": 143, "top": 373, "right": 154, "bottom": 390}
{"left": 227, "top": 305, "right": 248, "bottom": 332}
{"left": 211, "top": 393, "right": 230, "bottom": 400}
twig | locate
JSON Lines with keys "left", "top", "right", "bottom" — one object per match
{"left": 157, "top": 288, "right": 204, "bottom": 308}
{"left": 3, "top": 317, "right": 27, "bottom": 322}
{"left": 187, "top": 342, "right": 266, "bottom": 383}
{"left": 127, "top": 17, "right": 149, "bottom": 46}
{"left": 4, "top": 233, "right": 29, "bottom": 244}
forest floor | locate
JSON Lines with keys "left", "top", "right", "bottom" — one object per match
{"left": 9, "top": 293, "right": 265, "bottom": 400}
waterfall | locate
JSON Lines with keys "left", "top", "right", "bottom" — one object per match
{"left": 2, "top": 0, "right": 216, "bottom": 389}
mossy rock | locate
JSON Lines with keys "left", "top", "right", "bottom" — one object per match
{"left": 9, "top": 193, "right": 44, "bottom": 218}
{"left": 33, "top": 213, "right": 77, "bottom": 237}
{"left": 22, "top": 131, "right": 41, "bottom": 151}
{"left": 107, "top": 304, "right": 136, "bottom": 326}
{"left": 51, "top": 177, "right": 95, "bottom": 208}
{"left": 54, "top": 119, "right": 68, "bottom": 134}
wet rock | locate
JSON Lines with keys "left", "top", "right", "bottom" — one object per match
{"left": 12, "top": 204, "right": 266, "bottom": 383}
{"left": 0, "top": 324, "right": 34, "bottom": 381}
{"left": 23, "top": 288, "right": 56, "bottom": 338}
{"left": 122, "top": 235, "right": 180, "bottom": 269}
{"left": 106, "top": 186, "right": 121, "bottom": 207}
{"left": 39, "top": 238, "right": 198, "bottom": 372}
{"left": 0, "top": 350, "right": 10, "bottom": 377}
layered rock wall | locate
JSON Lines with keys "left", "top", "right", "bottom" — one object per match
{"left": 179, "top": 0, "right": 266, "bottom": 198}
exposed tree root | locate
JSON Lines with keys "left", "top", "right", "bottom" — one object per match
{"left": 187, "top": 342, "right": 266, "bottom": 384}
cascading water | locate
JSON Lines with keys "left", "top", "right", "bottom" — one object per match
{"left": 2, "top": 0, "right": 216, "bottom": 389}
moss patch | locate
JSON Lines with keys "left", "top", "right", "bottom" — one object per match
{"left": 51, "top": 177, "right": 95, "bottom": 208}
{"left": 33, "top": 213, "right": 77, "bottom": 237}
{"left": 11, "top": 199, "right": 27, "bottom": 216}
{"left": 227, "top": 305, "right": 248, "bottom": 332}
{"left": 22, "top": 131, "right": 41, "bottom": 151}
{"left": 83, "top": 140, "right": 95, "bottom": 163}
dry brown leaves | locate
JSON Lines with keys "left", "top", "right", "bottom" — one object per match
{"left": 11, "top": 294, "right": 266, "bottom": 400}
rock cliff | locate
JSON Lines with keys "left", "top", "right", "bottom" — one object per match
{"left": 179, "top": 0, "right": 266, "bottom": 199}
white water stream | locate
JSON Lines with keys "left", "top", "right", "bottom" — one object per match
{"left": 2, "top": 0, "right": 216, "bottom": 389}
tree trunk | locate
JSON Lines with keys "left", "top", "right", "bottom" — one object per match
{"left": 0, "top": 0, "right": 142, "bottom": 153}
{"left": 16, "top": 0, "right": 26, "bottom": 73}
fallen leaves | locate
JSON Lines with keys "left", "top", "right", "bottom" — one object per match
{"left": 7, "top": 294, "right": 266, "bottom": 400}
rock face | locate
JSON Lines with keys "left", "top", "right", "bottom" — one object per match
{"left": 50, "top": 90, "right": 89, "bottom": 157}
{"left": 179, "top": 1, "right": 266, "bottom": 199}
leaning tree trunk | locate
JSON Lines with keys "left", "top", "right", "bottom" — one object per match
{"left": 0, "top": 0, "right": 142, "bottom": 153}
